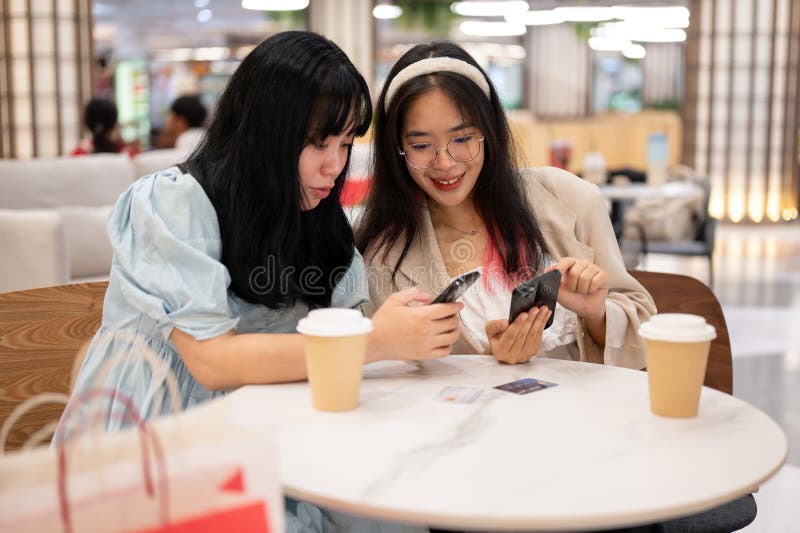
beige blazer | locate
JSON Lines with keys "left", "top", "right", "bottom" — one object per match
{"left": 362, "top": 166, "right": 656, "bottom": 368}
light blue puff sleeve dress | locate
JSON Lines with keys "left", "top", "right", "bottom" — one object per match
{"left": 57, "top": 168, "right": 424, "bottom": 533}
{"left": 61, "top": 167, "right": 368, "bottom": 431}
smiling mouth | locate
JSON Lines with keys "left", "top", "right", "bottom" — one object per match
{"left": 429, "top": 173, "right": 465, "bottom": 189}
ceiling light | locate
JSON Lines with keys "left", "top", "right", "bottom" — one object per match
{"left": 451, "top": 1, "right": 530, "bottom": 18}
{"left": 588, "top": 36, "right": 631, "bottom": 52}
{"left": 197, "top": 8, "right": 212, "bottom": 22}
{"left": 622, "top": 43, "right": 646, "bottom": 59}
{"left": 373, "top": 4, "right": 403, "bottom": 19}
{"left": 194, "top": 0, "right": 210, "bottom": 8}
{"left": 554, "top": 6, "right": 615, "bottom": 22}
{"left": 611, "top": 6, "right": 689, "bottom": 29}
{"left": 593, "top": 21, "right": 688, "bottom": 42}
{"left": 241, "top": 0, "right": 308, "bottom": 11}
{"left": 592, "top": 21, "right": 628, "bottom": 39}
{"left": 629, "top": 28, "right": 686, "bottom": 43}
{"left": 510, "top": 9, "right": 564, "bottom": 26}
{"left": 193, "top": 47, "right": 230, "bottom": 61}
{"left": 459, "top": 21, "right": 526, "bottom": 37}
{"left": 153, "top": 48, "right": 193, "bottom": 62}
{"left": 613, "top": 5, "right": 689, "bottom": 27}
{"left": 463, "top": 42, "right": 527, "bottom": 60}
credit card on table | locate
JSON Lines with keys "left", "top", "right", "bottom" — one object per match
{"left": 434, "top": 386, "right": 483, "bottom": 404}
{"left": 494, "top": 378, "right": 557, "bottom": 395}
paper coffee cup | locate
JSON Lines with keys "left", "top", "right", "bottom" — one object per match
{"left": 639, "top": 313, "right": 716, "bottom": 418}
{"left": 296, "top": 309, "right": 373, "bottom": 412}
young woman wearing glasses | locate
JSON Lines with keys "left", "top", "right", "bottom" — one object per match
{"left": 356, "top": 42, "right": 655, "bottom": 367}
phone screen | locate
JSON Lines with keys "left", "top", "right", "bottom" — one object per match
{"left": 509, "top": 269, "right": 561, "bottom": 328}
{"left": 431, "top": 271, "right": 481, "bottom": 304}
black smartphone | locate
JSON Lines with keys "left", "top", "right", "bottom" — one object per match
{"left": 509, "top": 269, "right": 561, "bottom": 328}
{"left": 431, "top": 271, "right": 481, "bottom": 304}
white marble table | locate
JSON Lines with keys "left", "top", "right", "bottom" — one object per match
{"left": 225, "top": 355, "right": 787, "bottom": 531}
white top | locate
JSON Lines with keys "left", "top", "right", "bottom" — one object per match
{"left": 175, "top": 128, "right": 206, "bottom": 153}
{"left": 458, "top": 266, "right": 580, "bottom": 359}
{"left": 225, "top": 355, "right": 787, "bottom": 531}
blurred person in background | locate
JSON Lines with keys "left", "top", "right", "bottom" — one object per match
{"left": 156, "top": 94, "right": 208, "bottom": 151}
{"left": 71, "top": 98, "right": 137, "bottom": 156}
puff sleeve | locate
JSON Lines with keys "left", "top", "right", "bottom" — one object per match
{"left": 107, "top": 168, "right": 240, "bottom": 341}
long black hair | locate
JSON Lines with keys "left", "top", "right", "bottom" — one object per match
{"left": 84, "top": 98, "right": 119, "bottom": 154}
{"left": 184, "top": 31, "right": 372, "bottom": 309}
{"left": 356, "top": 41, "right": 549, "bottom": 282}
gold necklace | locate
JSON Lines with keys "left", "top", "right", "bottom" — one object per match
{"left": 439, "top": 221, "right": 482, "bottom": 236}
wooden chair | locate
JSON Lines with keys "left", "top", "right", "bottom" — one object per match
{"left": 629, "top": 270, "right": 732, "bottom": 394}
{"left": 0, "top": 282, "right": 107, "bottom": 451}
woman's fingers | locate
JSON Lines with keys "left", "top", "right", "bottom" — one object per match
{"left": 431, "top": 314, "right": 460, "bottom": 335}
{"left": 498, "top": 312, "right": 529, "bottom": 353}
{"left": 519, "top": 307, "right": 551, "bottom": 363}
{"left": 426, "top": 301, "right": 464, "bottom": 320}
{"left": 589, "top": 270, "right": 609, "bottom": 293}
{"left": 558, "top": 258, "right": 607, "bottom": 295}
{"left": 485, "top": 319, "right": 509, "bottom": 339}
{"left": 507, "top": 311, "right": 536, "bottom": 357}
{"left": 384, "top": 287, "right": 431, "bottom": 306}
{"left": 433, "top": 328, "right": 460, "bottom": 347}
{"left": 576, "top": 264, "right": 596, "bottom": 294}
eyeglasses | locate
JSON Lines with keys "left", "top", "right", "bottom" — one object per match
{"left": 399, "top": 134, "right": 485, "bottom": 170}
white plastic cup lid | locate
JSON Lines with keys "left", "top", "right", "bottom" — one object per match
{"left": 296, "top": 308, "right": 373, "bottom": 337}
{"left": 639, "top": 313, "right": 716, "bottom": 342}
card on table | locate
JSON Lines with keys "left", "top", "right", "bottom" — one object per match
{"left": 434, "top": 386, "right": 483, "bottom": 404}
{"left": 494, "top": 378, "right": 557, "bottom": 395}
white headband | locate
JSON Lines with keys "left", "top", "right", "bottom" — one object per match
{"left": 383, "top": 56, "right": 491, "bottom": 112}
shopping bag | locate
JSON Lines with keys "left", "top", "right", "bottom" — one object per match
{"left": 0, "top": 390, "right": 283, "bottom": 532}
{"left": 0, "top": 332, "right": 284, "bottom": 533}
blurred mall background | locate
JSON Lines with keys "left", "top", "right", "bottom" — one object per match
{"left": 1, "top": 3, "right": 799, "bottom": 530}
{"left": 1, "top": 0, "right": 798, "bottom": 224}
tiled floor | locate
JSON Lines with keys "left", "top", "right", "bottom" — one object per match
{"left": 641, "top": 223, "right": 800, "bottom": 532}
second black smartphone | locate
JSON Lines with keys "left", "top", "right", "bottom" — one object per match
{"left": 431, "top": 271, "right": 481, "bottom": 304}
{"left": 509, "top": 269, "right": 561, "bottom": 328}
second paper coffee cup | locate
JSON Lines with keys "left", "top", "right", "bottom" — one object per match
{"left": 639, "top": 313, "right": 716, "bottom": 418}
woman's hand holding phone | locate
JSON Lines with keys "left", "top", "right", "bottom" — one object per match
{"left": 549, "top": 257, "right": 608, "bottom": 321}
{"left": 368, "top": 288, "right": 463, "bottom": 362}
{"left": 485, "top": 306, "right": 551, "bottom": 365}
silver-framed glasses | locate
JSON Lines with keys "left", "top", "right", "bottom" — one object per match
{"left": 399, "top": 134, "right": 485, "bottom": 170}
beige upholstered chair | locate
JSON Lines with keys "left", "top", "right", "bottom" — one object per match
{"left": 0, "top": 209, "right": 69, "bottom": 293}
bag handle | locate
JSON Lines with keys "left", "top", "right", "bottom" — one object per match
{"left": 1, "top": 329, "right": 184, "bottom": 450}
{"left": 55, "top": 329, "right": 183, "bottom": 444}
{"left": 0, "top": 393, "right": 70, "bottom": 453}
{"left": 56, "top": 388, "right": 169, "bottom": 533}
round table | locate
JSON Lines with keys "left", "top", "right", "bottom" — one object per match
{"left": 225, "top": 355, "right": 787, "bottom": 531}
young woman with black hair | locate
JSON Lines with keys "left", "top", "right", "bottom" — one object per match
{"left": 60, "top": 32, "right": 461, "bottom": 440}
{"left": 357, "top": 42, "right": 656, "bottom": 367}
